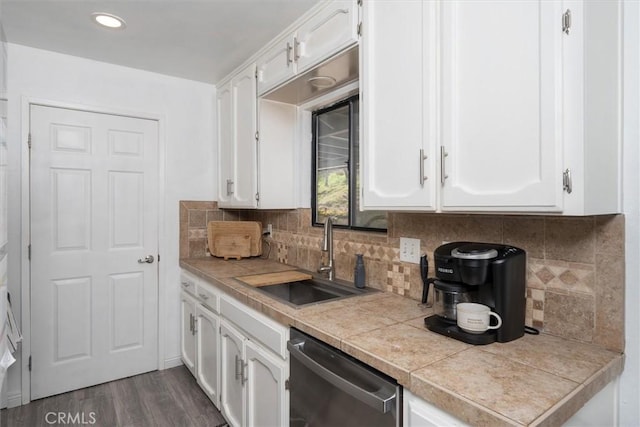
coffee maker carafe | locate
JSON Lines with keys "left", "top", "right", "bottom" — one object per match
{"left": 422, "top": 242, "right": 526, "bottom": 345}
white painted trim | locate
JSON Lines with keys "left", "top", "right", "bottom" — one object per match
{"left": 19, "top": 96, "right": 167, "bottom": 404}
{"left": 6, "top": 391, "right": 22, "bottom": 409}
{"left": 163, "top": 356, "right": 184, "bottom": 370}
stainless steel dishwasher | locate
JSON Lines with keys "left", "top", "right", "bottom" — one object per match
{"left": 287, "top": 328, "right": 401, "bottom": 427}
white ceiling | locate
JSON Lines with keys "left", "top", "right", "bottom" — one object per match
{"left": 0, "top": 0, "right": 320, "bottom": 84}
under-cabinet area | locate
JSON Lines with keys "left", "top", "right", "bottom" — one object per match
{"left": 179, "top": 257, "right": 623, "bottom": 427}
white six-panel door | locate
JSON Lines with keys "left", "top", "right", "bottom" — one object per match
{"left": 29, "top": 105, "right": 159, "bottom": 399}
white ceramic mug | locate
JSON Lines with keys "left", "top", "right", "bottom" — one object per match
{"left": 456, "top": 303, "right": 502, "bottom": 334}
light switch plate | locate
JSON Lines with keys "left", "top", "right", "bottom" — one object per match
{"left": 399, "top": 237, "right": 421, "bottom": 264}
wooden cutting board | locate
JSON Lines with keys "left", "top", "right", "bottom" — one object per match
{"left": 237, "top": 271, "right": 313, "bottom": 287}
{"left": 208, "top": 221, "right": 262, "bottom": 259}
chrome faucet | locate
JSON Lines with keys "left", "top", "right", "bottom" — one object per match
{"left": 318, "top": 217, "right": 334, "bottom": 280}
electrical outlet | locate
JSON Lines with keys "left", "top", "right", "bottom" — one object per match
{"left": 399, "top": 237, "right": 421, "bottom": 264}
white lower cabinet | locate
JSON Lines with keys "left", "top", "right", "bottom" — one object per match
{"left": 403, "top": 390, "right": 469, "bottom": 427}
{"left": 219, "top": 294, "right": 289, "bottom": 427}
{"left": 181, "top": 271, "right": 222, "bottom": 409}
{"left": 196, "top": 304, "right": 221, "bottom": 408}
{"left": 245, "top": 340, "right": 288, "bottom": 427}
{"left": 180, "top": 291, "right": 197, "bottom": 376}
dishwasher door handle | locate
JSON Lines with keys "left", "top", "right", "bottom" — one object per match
{"left": 287, "top": 339, "right": 396, "bottom": 414}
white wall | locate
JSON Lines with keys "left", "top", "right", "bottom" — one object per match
{"left": 621, "top": 1, "right": 640, "bottom": 424}
{"left": 5, "top": 43, "right": 216, "bottom": 405}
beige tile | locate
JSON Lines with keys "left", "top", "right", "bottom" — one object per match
{"left": 595, "top": 214, "right": 625, "bottom": 256}
{"left": 188, "top": 209, "right": 206, "bottom": 228}
{"left": 206, "top": 209, "right": 223, "bottom": 223}
{"left": 481, "top": 334, "right": 620, "bottom": 383}
{"left": 357, "top": 293, "right": 433, "bottom": 322}
{"left": 545, "top": 217, "right": 595, "bottom": 263}
{"left": 503, "top": 216, "right": 545, "bottom": 258}
{"left": 294, "top": 305, "right": 397, "bottom": 348}
{"left": 412, "top": 348, "right": 578, "bottom": 426}
{"left": 544, "top": 291, "right": 594, "bottom": 342}
{"left": 593, "top": 254, "right": 625, "bottom": 352}
{"left": 341, "top": 323, "right": 469, "bottom": 386}
{"left": 189, "top": 239, "right": 207, "bottom": 258}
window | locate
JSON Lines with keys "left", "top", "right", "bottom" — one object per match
{"left": 312, "top": 95, "right": 387, "bottom": 231}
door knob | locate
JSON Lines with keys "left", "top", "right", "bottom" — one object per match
{"left": 138, "top": 255, "right": 155, "bottom": 264}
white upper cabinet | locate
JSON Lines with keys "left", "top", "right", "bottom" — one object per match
{"left": 562, "top": 0, "right": 621, "bottom": 215}
{"left": 360, "top": 0, "right": 620, "bottom": 215}
{"left": 296, "top": 0, "right": 359, "bottom": 73}
{"left": 218, "top": 63, "right": 258, "bottom": 209}
{"left": 440, "top": 0, "right": 563, "bottom": 211}
{"left": 217, "top": 83, "right": 233, "bottom": 206}
{"left": 256, "top": 0, "right": 359, "bottom": 96}
{"left": 257, "top": 34, "right": 297, "bottom": 96}
{"left": 360, "top": 0, "right": 437, "bottom": 211}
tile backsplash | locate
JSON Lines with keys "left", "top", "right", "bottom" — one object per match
{"left": 179, "top": 201, "right": 625, "bottom": 353}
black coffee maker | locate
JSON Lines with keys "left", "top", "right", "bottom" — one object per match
{"left": 422, "top": 241, "right": 526, "bottom": 345}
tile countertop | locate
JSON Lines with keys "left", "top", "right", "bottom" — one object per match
{"left": 180, "top": 257, "right": 624, "bottom": 427}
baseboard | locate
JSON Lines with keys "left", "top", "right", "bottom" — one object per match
{"left": 162, "top": 356, "right": 184, "bottom": 370}
{"left": 6, "top": 391, "right": 22, "bottom": 409}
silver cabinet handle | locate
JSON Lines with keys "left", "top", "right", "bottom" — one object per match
{"left": 440, "top": 146, "right": 449, "bottom": 185}
{"left": 189, "top": 313, "right": 194, "bottom": 334}
{"left": 563, "top": 168, "right": 573, "bottom": 194}
{"left": 138, "top": 255, "right": 154, "bottom": 264}
{"left": 419, "top": 148, "right": 428, "bottom": 186}
{"left": 181, "top": 281, "right": 192, "bottom": 289}
{"left": 235, "top": 354, "right": 242, "bottom": 381}
{"left": 198, "top": 293, "right": 210, "bottom": 300}
{"left": 286, "top": 42, "right": 293, "bottom": 66}
{"left": 226, "top": 179, "right": 234, "bottom": 196}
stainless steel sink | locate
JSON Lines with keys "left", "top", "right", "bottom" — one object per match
{"left": 256, "top": 277, "right": 374, "bottom": 308}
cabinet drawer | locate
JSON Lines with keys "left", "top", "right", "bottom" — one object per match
{"left": 180, "top": 271, "right": 199, "bottom": 296}
{"left": 220, "top": 295, "right": 288, "bottom": 359}
{"left": 196, "top": 282, "right": 219, "bottom": 314}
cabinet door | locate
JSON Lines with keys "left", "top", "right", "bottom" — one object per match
{"left": 196, "top": 305, "right": 220, "bottom": 409}
{"left": 220, "top": 320, "right": 246, "bottom": 427}
{"left": 245, "top": 340, "right": 288, "bottom": 427}
{"left": 296, "top": 0, "right": 358, "bottom": 73}
{"left": 217, "top": 82, "right": 233, "bottom": 207}
{"left": 360, "top": 0, "right": 437, "bottom": 210}
{"left": 231, "top": 64, "right": 258, "bottom": 208}
{"left": 257, "top": 35, "right": 297, "bottom": 95}
{"left": 404, "top": 390, "right": 469, "bottom": 427}
{"left": 440, "top": 0, "right": 563, "bottom": 211}
{"left": 180, "top": 292, "right": 197, "bottom": 375}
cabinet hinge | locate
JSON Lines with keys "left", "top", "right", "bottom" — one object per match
{"left": 255, "top": 131, "right": 259, "bottom": 142}
{"left": 27, "top": 244, "right": 31, "bottom": 261}
{"left": 27, "top": 133, "right": 32, "bottom": 149}
{"left": 157, "top": 254, "right": 160, "bottom": 262}
{"left": 563, "top": 168, "right": 573, "bottom": 194}
{"left": 562, "top": 9, "right": 571, "bottom": 35}
{"left": 255, "top": 67, "right": 258, "bottom": 79}
{"left": 28, "top": 355, "right": 32, "bottom": 371}
{"left": 255, "top": 192, "right": 260, "bottom": 202}
{"left": 285, "top": 379, "right": 290, "bottom": 390}
{"left": 357, "top": 22, "right": 362, "bottom": 37}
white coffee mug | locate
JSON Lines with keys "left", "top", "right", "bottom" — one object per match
{"left": 456, "top": 303, "right": 502, "bottom": 334}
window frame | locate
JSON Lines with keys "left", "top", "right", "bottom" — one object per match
{"left": 311, "top": 95, "right": 387, "bottom": 232}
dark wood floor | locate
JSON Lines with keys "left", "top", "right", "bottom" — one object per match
{"left": 0, "top": 366, "right": 228, "bottom": 427}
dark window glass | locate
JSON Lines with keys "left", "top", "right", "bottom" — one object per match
{"left": 312, "top": 96, "right": 387, "bottom": 231}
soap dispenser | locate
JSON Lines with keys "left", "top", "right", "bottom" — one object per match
{"left": 354, "top": 254, "right": 365, "bottom": 288}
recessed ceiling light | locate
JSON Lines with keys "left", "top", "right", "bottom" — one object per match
{"left": 91, "top": 13, "right": 126, "bottom": 29}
